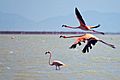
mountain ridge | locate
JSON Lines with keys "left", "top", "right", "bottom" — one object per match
{"left": 0, "top": 11, "right": 120, "bottom": 32}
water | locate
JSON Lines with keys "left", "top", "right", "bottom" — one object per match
{"left": 0, "top": 34, "right": 120, "bottom": 80}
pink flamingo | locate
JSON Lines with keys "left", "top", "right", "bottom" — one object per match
{"left": 62, "top": 8, "right": 104, "bottom": 35}
{"left": 60, "top": 34, "right": 115, "bottom": 53}
{"left": 45, "top": 51, "right": 65, "bottom": 70}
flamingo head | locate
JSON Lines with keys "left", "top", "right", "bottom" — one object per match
{"left": 62, "top": 25, "right": 67, "bottom": 27}
{"left": 59, "top": 35, "right": 66, "bottom": 38}
{"left": 45, "top": 51, "right": 50, "bottom": 55}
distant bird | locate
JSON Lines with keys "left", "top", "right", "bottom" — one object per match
{"left": 45, "top": 51, "right": 65, "bottom": 70}
{"left": 62, "top": 8, "right": 104, "bottom": 35}
{"left": 11, "top": 36, "right": 15, "bottom": 39}
{"left": 60, "top": 34, "right": 115, "bottom": 53}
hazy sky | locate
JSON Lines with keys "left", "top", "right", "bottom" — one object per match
{"left": 0, "top": 0, "right": 119, "bottom": 22}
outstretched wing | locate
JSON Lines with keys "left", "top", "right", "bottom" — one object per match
{"left": 75, "top": 8, "right": 86, "bottom": 26}
{"left": 69, "top": 42, "right": 81, "bottom": 49}
{"left": 69, "top": 36, "right": 84, "bottom": 49}
{"left": 82, "top": 38, "right": 97, "bottom": 53}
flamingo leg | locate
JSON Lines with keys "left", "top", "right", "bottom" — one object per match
{"left": 58, "top": 66, "right": 60, "bottom": 70}
{"left": 92, "top": 30, "right": 104, "bottom": 35}
{"left": 56, "top": 66, "right": 57, "bottom": 70}
{"left": 99, "top": 40, "right": 116, "bottom": 48}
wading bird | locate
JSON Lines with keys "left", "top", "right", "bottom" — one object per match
{"left": 62, "top": 8, "right": 104, "bottom": 35}
{"left": 60, "top": 34, "right": 115, "bottom": 53}
{"left": 45, "top": 51, "right": 65, "bottom": 70}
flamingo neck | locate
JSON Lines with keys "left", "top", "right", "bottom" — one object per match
{"left": 65, "top": 26, "right": 79, "bottom": 29}
{"left": 48, "top": 52, "right": 52, "bottom": 65}
{"left": 64, "top": 35, "right": 82, "bottom": 38}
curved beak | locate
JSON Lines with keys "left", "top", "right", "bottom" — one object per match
{"left": 59, "top": 35, "right": 63, "bottom": 38}
{"left": 45, "top": 52, "right": 47, "bottom": 55}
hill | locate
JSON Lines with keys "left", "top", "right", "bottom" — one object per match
{"left": 0, "top": 12, "right": 38, "bottom": 31}
{"left": 0, "top": 11, "right": 120, "bottom": 32}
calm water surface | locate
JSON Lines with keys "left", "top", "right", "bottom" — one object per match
{"left": 0, "top": 34, "right": 120, "bottom": 80}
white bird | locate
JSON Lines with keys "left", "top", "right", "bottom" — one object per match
{"left": 45, "top": 51, "right": 65, "bottom": 70}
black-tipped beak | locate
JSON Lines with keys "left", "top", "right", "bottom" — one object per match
{"left": 59, "top": 35, "right": 63, "bottom": 38}
{"left": 62, "top": 25, "right": 67, "bottom": 27}
{"left": 45, "top": 52, "right": 47, "bottom": 55}
{"left": 111, "top": 45, "right": 116, "bottom": 49}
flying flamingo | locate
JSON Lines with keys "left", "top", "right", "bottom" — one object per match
{"left": 62, "top": 8, "right": 104, "bottom": 35}
{"left": 60, "top": 34, "right": 115, "bottom": 53}
{"left": 45, "top": 51, "right": 65, "bottom": 70}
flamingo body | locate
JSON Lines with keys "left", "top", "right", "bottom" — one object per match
{"left": 45, "top": 51, "right": 65, "bottom": 70}
{"left": 51, "top": 60, "right": 64, "bottom": 66}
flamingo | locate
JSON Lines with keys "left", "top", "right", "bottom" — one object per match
{"left": 60, "top": 34, "right": 115, "bottom": 53}
{"left": 62, "top": 8, "right": 104, "bottom": 35}
{"left": 45, "top": 51, "right": 65, "bottom": 70}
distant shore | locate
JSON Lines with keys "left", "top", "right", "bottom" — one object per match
{"left": 0, "top": 31, "right": 120, "bottom": 35}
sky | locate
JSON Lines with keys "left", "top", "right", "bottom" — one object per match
{"left": 0, "top": 0, "right": 120, "bottom": 22}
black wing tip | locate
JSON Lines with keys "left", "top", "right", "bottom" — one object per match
{"left": 69, "top": 44, "right": 77, "bottom": 49}
{"left": 82, "top": 50, "right": 86, "bottom": 53}
{"left": 82, "top": 39, "right": 97, "bottom": 53}
{"left": 78, "top": 42, "right": 81, "bottom": 46}
{"left": 75, "top": 7, "right": 79, "bottom": 12}
{"left": 75, "top": 7, "right": 77, "bottom": 10}
{"left": 82, "top": 46, "right": 89, "bottom": 53}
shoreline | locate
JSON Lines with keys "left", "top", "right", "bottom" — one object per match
{"left": 0, "top": 31, "right": 120, "bottom": 35}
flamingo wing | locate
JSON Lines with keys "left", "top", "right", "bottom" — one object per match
{"left": 69, "top": 38, "right": 83, "bottom": 49}
{"left": 75, "top": 8, "right": 86, "bottom": 26}
{"left": 69, "top": 34, "right": 88, "bottom": 49}
{"left": 82, "top": 38, "right": 98, "bottom": 53}
{"left": 53, "top": 60, "right": 64, "bottom": 65}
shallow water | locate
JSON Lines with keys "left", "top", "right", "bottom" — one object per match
{"left": 0, "top": 34, "right": 120, "bottom": 80}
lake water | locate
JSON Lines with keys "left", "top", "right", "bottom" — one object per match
{"left": 0, "top": 34, "right": 120, "bottom": 80}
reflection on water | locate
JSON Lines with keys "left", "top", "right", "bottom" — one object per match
{"left": 0, "top": 34, "right": 120, "bottom": 80}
